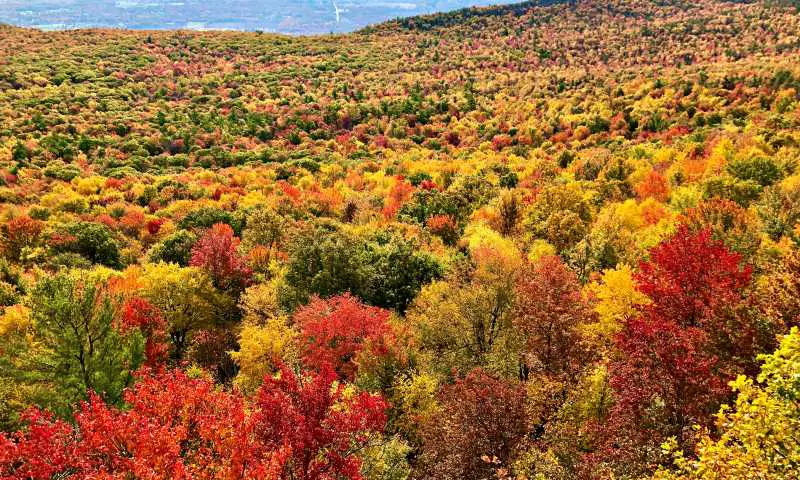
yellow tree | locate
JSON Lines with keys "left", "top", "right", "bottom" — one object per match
{"left": 138, "top": 263, "right": 235, "bottom": 360}
{"left": 656, "top": 327, "right": 800, "bottom": 480}
{"left": 230, "top": 282, "right": 298, "bottom": 393}
{"left": 408, "top": 224, "right": 523, "bottom": 379}
{"left": 583, "top": 264, "right": 651, "bottom": 351}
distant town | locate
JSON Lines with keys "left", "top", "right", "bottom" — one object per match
{"left": 0, "top": 0, "right": 514, "bottom": 34}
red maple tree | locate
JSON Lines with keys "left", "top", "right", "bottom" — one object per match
{"left": 189, "top": 222, "right": 252, "bottom": 291}
{"left": 294, "top": 293, "right": 393, "bottom": 380}
{"left": 0, "top": 366, "right": 386, "bottom": 480}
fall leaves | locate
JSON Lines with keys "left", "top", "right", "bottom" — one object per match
{"left": 0, "top": 367, "right": 387, "bottom": 480}
{"left": 1, "top": 0, "right": 800, "bottom": 478}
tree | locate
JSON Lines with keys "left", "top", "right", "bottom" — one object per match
{"left": 590, "top": 227, "right": 760, "bottom": 477}
{"left": 0, "top": 216, "right": 43, "bottom": 262}
{"left": 584, "top": 264, "right": 650, "bottom": 350}
{"left": 55, "top": 222, "right": 121, "bottom": 268}
{"left": 0, "top": 365, "right": 388, "bottom": 480}
{"left": 513, "top": 255, "right": 592, "bottom": 383}
{"left": 241, "top": 206, "right": 286, "bottom": 269}
{"left": 138, "top": 263, "right": 236, "bottom": 361}
{"left": 655, "top": 327, "right": 800, "bottom": 480}
{"left": 408, "top": 245, "right": 521, "bottom": 379}
{"left": 636, "top": 170, "right": 670, "bottom": 202}
{"left": 417, "top": 369, "right": 528, "bottom": 480}
{"left": 148, "top": 229, "right": 197, "bottom": 266}
{"left": 682, "top": 199, "right": 761, "bottom": 259}
{"left": 280, "top": 221, "right": 365, "bottom": 310}
{"left": 758, "top": 248, "right": 800, "bottom": 330}
{"left": 281, "top": 222, "right": 440, "bottom": 312}
{"left": 634, "top": 226, "right": 751, "bottom": 331}
{"left": 120, "top": 297, "right": 169, "bottom": 368}
{"left": 0, "top": 272, "right": 145, "bottom": 418}
{"left": 251, "top": 363, "right": 388, "bottom": 480}
{"left": 593, "top": 316, "right": 728, "bottom": 477}
{"left": 524, "top": 183, "right": 592, "bottom": 252}
{"left": 189, "top": 222, "right": 252, "bottom": 292}
{"left": 231, "top": 282, "right": 299, "bottom": 392}
{"left": 294, "top": 294, "right": 393, "bottom": 381}
{"left": 231, "top": 318, "right": 299, "bottom": 393}
{"left": 357, "top": 231, "right": 442, "bottom": 313}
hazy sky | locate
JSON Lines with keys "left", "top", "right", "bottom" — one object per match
{"left": 0, "top": 0, "right": 519, "bottom": 34}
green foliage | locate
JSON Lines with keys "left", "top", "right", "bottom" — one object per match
{"left": 727, "top": 156, "right": 783, "bottom": 187}
{"left": 148, "top": 229, "right": 198, "bottom": 266}
{"left": 179, "top": 207, "right": 244, "bottom": 235}
{"left": 56, "top": 222, "right": 122, "bottom": 268}
{"left": 281, "top": 221, "right": 441, "bottom": 312}
{"left": 0, "top": 273, "right": 144, "bottom": 422}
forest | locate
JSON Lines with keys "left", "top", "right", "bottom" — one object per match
{"left": 1, "top": 0, "right": 800, "bottom": 478}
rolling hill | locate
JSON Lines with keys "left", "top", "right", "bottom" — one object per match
{"left": 1, "top": 1, "right": 800, "bottom": 479}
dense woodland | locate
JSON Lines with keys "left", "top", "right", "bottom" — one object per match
{"left": 1, "top": 0, "right": 800, "bottom": 478}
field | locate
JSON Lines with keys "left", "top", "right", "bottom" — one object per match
{"left": 1, "top": 0, "right": 800, "bottom": 478}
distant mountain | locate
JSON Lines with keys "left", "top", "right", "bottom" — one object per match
{"left": 0, "top": 0, "right": 520, "bottom": 34}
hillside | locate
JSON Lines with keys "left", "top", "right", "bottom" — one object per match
{"left": 1, "top": 1, "right": 800, "bottom": 479}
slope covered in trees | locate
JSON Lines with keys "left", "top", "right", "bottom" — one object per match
{"left": 1, "top": 0, "right": 800, "bottom": 478}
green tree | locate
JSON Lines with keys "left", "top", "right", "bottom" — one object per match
{"left": 0, "top": 272, "right": 144, "bottom": 420}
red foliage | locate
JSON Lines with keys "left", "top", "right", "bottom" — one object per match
{"left": 120, "top": 210, "right": 146, "bottom": 236}
{"left": 634, "top": 226, "right": 751, "bottom": 329}
{"left": 418, "top": 369, "right": 528, "bottom": 480}
{"left": 419, "top": 179, "right": 439, "bottom": 191}
{"left": 513, "top": 255, "right": 592, "bottom": 382}
{"left": 189, "top": 223, "right": 252, "bottom": 291}
{"left": 251, "top": 364, "right": 388, "bottom": 480}
{"left": 382, "top": 177, "right": 414, "bottom": 220}
{"left": 425, "top": 214, "right": 459, "bottom": 245}
{"left": 491, "top": 134, "right": 513, "bottom": 151}
{"left": 96, "top": 214, "right": 118, "bottom": 230}
{"left": 0, "top": 409, "right": 77, "bottom": 480}
{"left": 121, "top": 297, "right": 169, "bottom": 368}
{"left": 588, "top": 226, "right": 755, "bottom": 476}
{"left": 146, "top": 218, "right": 165, "bottom": 236}
{"left": 294, "top": 294, "right": 393, "bottom": 380}
{"left": 0, "top": 215, "right": 43, "bottom": 260}
{"left": 0, "top": 366, "right": 387, "bottom": 480}
{"left": 635, "top": 170, "right": 670, "bottom": 202}
{"left": 104, "top": 178, "right": 125, "bottom": 190}
{"left": 585, "top": 316, "right": 728, "bottom": 477}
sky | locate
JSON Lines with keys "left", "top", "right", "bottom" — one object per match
{"left": 0, "top": 0, "right": 520, "bottom": 35}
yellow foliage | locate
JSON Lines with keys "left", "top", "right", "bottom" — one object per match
{"left": 584, "top": 265, "right": 650, "bottom": 345}
{"left": 0, "top": 304, "right": 31, "bottom": 337}
{"left": 72, "top": 176, "right": 105, "bottom": 196}
{"left": 231, "top": 316, "right": 298, "bottom": 393}
{"left": 655, "top": 327, "right": 800, "bottom": 480}
{"left": 395, "top": 372, "right": 440, "bottom": 428}
{"left": 528, "top": 239, "right": 557, "bottom": 263}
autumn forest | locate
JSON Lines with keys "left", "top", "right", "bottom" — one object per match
{"left": 1, "top": 0, "right": 800, "bottom": 478}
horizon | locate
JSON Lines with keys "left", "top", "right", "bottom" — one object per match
{"left": 0, "top": 0, "right": 522, "bottom": 35}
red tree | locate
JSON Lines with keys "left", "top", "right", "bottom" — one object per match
{"left": 513, "top": 255, "right": 592, "bottom": 382}
{"left": 0, "top": 366, "right": 387, "bottom": 480}
{"left": 294, "top": 294, "right": 393, "bottom": 380}
{"left": 120, "top": 297, "right": 169, "bottom": 368}
{"left": 634, "top": 226, "right": 751, "bottom": 329}
{"left": 635, "top": 170, "right": 670, "bottom": 202}
{"left": 418, "top": 369, "right": 528, "bottom": 480}
{"left": 189, "top": 222, "right": 252, "bottom": 291}
{"left": 251, "top": 364, "right": 388, "bottom": 480}
{"left": 588, "top": 226, "right": 756, "bottom": 477}
{"left": 0, "top": 215, "right": 43, "bottom": 261}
